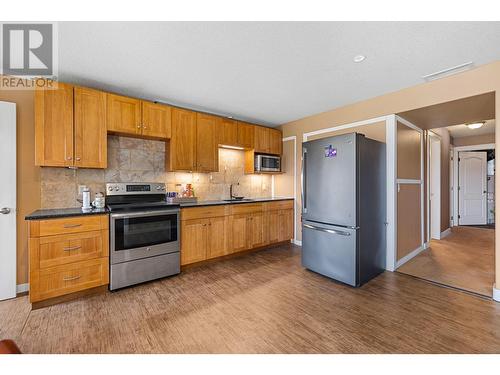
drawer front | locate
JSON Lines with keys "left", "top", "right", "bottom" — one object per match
{"left": 230, "top": 203, "right": 264, "bottom": 215}
{"left": 38, "top": 230, "right": 108, "bottom": 269}
{"left": 38, "top": 215, "right": 107, "bottom": 236}
{"left": 181, "top": 205, "right": 228, "bottom": 220}
{"left": 265, "top": 200, "right": 294, "bottom": 211}
{"left": 32, "top": 258, "right": 109, "bottom": 302}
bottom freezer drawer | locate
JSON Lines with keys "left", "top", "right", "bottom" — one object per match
{"left": 110, "top": 252, "right": 180, "bottom": 290}
{"left": 301, "top": 221, "right": 357, "bottom": 286}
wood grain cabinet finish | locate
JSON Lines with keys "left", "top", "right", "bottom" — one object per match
{"left": 35, "top": 82, "right": 74, "bottom": 167}
{"left": 181, "top": 219, "right": 209, "bottom": 265}
{"left": 28, "top": 215, "right": 109, "bottom": 303}
{"left": 74, "top": 87, "right": 107, "bottom": 168}
{"left": 206, "top": 216, "right": 230, "bottom": 259}
{"left": 237, "top": 121, "right": 255, "bottom": 149}
{"left": 196, "top": 113, "right": 218, "bottom": 172}
{"left": 269, "top": 128, "right": 282, "bottom": 155}
{"left": 106, "top": 93, "right": 142, "bottom": 135}
{"left": 247, "top": 212, "right": 266, "bottom": 248}
{"left": 168, "top": 108, "right": 197, "bottom": 171}
{"left": 217, "top": 118, "right": 238, "bottom": 146}
{"left": 229, "top": 214, "right": 249, "bottom": 252}
{"left": 141, "top": 101, "right": 171, "bottom": 139}
{"left": 254, "top": 126, "right": 270, "bottom": 154}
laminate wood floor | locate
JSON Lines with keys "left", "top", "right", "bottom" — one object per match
{"left": 397, "top": 226, "right": 494, "bottom": 297}
{"left": 1, "top": 244, "right": 500, "bottom": 353}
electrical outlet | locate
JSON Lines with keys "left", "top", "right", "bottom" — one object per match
{"left": 78, "top": 185, "right": 88, "bottom": 195}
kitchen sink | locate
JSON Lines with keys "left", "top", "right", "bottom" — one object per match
{"left": 223, "top": 198, "right": 255, "bottom": 202}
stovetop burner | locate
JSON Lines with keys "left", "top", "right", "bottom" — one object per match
{"left": 105, "top": 182, "right": 179, "bottom": 213}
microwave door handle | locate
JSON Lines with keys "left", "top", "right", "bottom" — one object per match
{"left": 302, "top": 148, "right": 307, "bottom": 214}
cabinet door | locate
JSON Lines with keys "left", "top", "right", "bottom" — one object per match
{"left": 142, "top": 101, "right": 171, "bottom": 139}
{"left": 196, "top": 113, "right": 218, "bottom": 172}
{"left": 74, "top": 87, "right": 107, "bottom": 168}
{"left": 106, "top": 93, "right": 142, "bottom": 135}
{"left": 237, "top": 121, "right": 255, "bottom": 149}
{"left": 231, "top": 214, "right": 248, "bottom": 252}
{"left": 207, "top": 216, "right": 230, "bottom": 259}
{"left": 248, "top": 212, "right": 266, "bottom": 248}
{"left": 267, "top": 210, "right": 281, "bottom": 244}
{"left": 279, "top": 209, "right": 294, "bottom": 242}
{"left": 169, "top": 108, "right": 197, "bottom": 171}
{"left": 269, "top": 128, "right": 283, "bottom": 155}
{"left": 254, "top": 126, "right": 270, "bottom": 154}
{"left": 181, "top": 219, "right": 208, "bottom": 265}
{"left": 35, "top": 82, "right": 74, "bottom": 167}
{"left": 217, "top": 118, "right": 238, "bottom": 146}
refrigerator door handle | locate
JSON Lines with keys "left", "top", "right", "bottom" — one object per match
{"left": 303, "top": 223, "right": 351, "bottom": 236}
{"left": 302, "top": 148, "right": 307, "bottom": 213}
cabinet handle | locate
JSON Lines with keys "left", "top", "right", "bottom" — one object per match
{"left": 75, "top": 157, "right": 81, "bottom": 161}
{"left": 137, "top": 125, "right": 141, "bottom": 129}
{"left": 66, "top": 156, "right": 72, "bottom": 160}
{"left": 63, "top": 223, "right": 82, "bottom": 228}
{"left": 63, "top": 245, "right": 81, "bottom": 251}
{"left": 63, "top": 275, "right": 81, "bottom": 281}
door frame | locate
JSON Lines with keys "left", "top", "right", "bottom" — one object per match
{"left": 277, "top": 135, "right": 298, "bottom": 244}
{"left": 427, "top": 131, "right": 442, "bottom": 240}
{"left": 452, "top": 143, "right": 495, "bottom": 227}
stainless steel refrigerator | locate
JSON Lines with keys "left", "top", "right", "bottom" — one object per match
{"left": 301, "top": 132, "right": 386, "bottom": 287}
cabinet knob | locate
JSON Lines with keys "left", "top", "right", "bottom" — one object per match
{"left": 137, "top": 125, "right": 141, "bottom": 129}
{"left": 66, "top": 156, "right": 72, "bottom": 160}
{"left": 76, "top": 157, "right": 81, "bottom": 161}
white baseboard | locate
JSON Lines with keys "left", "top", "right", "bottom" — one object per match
{"left": 440, "top": 228, "right": 451, "bottom": 239}
{"left": 16, "top": 283, "right": 29, "bottom": 294}
{"left": 395, "top": 244, "right": 427, "bottom": 269}
{"left": 493, "top": 285, "right": 500, "bottom": 302}
{"left": 292, "top": 239, "right": 302, "bottom": 246}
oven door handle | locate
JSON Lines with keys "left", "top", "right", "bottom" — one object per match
{"left": 110, "top": 209, "right": 180, "bottom": 219}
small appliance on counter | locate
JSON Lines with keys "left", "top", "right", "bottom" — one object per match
{"left": 81, "top": 187, "right": 92, "bottom": 211}
{"left": 92, "top": 192, "right": 105, "bottom": 209}
{"left": 106, "top": 182, "right": 180, "bottom": 290}
{"left": 301, "top": 132, "right": 386, "bottom": 287}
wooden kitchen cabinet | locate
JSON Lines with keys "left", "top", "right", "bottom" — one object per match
{"left": 28, "top": 215, "right": 109, "bottom": 304}
{"left": 168, "top": 108, "right": 197, "bottom": 171}
{"left": 254, "top": 126, "right": 270, "bottom": 154}
{"left": 237, "top": 121, "right": 255, "bottom": 149}
{"left": 269, "top": 128, "right": 282, "bottom": 155}
{"left": 74, "top": 87, "right": 107, "bottom": 168}
{"left": 279, "top": 208, "right": 294, "bottom": 242}
{"left": 207, "top": 216, "right": 230, "bottom": 259}
{"left": 106, "top": 93, "right": 142, "bottom": 135}
{"left": 141, "top": 101, "right": 171, "bottom": 139}
{"left": 230, "top": 214, "right": 249, "bottom": 252}
{"left": 217, "top": 118, "right": 238, "bottom": 146}
{"left": 267, "top": 209, "right": 281, "bottom": 244}
{"left": 196, "top": 113, "right": 218, "bottom": 172}
{"left": 247, "top": 212, "right": 266, "bottom": 248}
{"left": 35, "top": 82, "right": 74, "bottom": 167}
{"left": 181, "top": 218, "right": 209, "bottom": 265}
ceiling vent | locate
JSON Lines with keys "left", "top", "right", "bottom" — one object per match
{"left": 422, "top": 62, "right": 474, "bottom": 81}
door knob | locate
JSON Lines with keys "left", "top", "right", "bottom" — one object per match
{"left": 0, "top": 207, "right": 11, "bottom": 214}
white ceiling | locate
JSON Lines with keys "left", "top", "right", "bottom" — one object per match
{"left": 58, "top": 22, "right": 500, "bottom": 126}
{"left": 447, "top": 119, "right": 495, "bottom": 138}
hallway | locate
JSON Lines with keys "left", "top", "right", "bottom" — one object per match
{"left": 397, "top": 226, "right": 494, "bottom": 297}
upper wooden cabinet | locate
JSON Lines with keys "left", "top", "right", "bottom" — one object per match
{"left": 196, "top": 113, "right": 218, "bottom": 172}
{"left": 35, "top": 82, "right": 74, "bottom": 167}
{"left": 269, "top": 128, "right": 282, "bottom": 155}
{"left": 217, "top": 118, "right": 238, "bottom": 146}
{"left": 106, "top": 93, "right": 142, "bottom": 135}
{"left": 35, "top": 84, "right": 107, "bottom": 168}
{"left": 74, "top": 87, "right": 107, "bottom": 168}
{"left": 168, "top": 108, "right": 197, "bottom": 171}
{"left": 141, "top": 101, "right": 171, "bottom": 139}
{"left": 237, "top": 121, "right": 255, "bottom": 149}
{"left": 254, "top": 126, "right": 270, "bottom": 154}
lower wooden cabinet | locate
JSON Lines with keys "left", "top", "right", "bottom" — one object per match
{"left": 28, "top": 215, "right": 109, "bottom": 304}
{"left": 180, "top": 200, "right": 294, "bottom": 266}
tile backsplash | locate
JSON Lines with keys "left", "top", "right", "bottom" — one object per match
{"left": 40, "top": 135, "right": 272, "bottom": 209}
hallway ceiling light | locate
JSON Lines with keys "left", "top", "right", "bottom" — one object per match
{"left": 353, "top": 55, "right": 366, "bottom": 63}
{"left": 466, "top": 121, "right": 485, "bottom": 129}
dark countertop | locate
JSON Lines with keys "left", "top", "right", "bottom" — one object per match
{"left": 25, "top": 197, "right": 294, "bottom": 220}
{"left": 25, "top": 207, "right": 108, "bottom": 220}
{"left": 179, "top": 197, "right": 294, "bottom": 208}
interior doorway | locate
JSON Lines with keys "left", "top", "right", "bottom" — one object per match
{"left": 429, "top": 132, "right": 441, "bottom": 239}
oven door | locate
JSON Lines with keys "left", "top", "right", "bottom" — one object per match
{"left": 110, "top": 209, "right": 179, "bottom": 265}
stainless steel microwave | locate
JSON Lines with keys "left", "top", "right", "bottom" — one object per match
{"left": 254, "top": 154, "right": 281, "bottom": 172}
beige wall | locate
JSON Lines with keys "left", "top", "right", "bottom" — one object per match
{"left": 280, "top": 60, "right": 500, "bottom": 287}
{"left": 452, "top": 133, "right": 495, "bottom": 147}
{"left": 0, "top": 86, "right": 40, "bottom": 285}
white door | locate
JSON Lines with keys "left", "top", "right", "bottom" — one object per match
{"left": 459, "top": 151, "right": 487, "bottom": 225}
{"left": 0, "top": 101, "right": 17, "bottom": 300}
{"left": 430, "top": 135, "right": 441, "bottom": 239}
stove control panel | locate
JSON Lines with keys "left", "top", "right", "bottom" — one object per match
{"left": 105, "top": 182, "right": 166, "bottom": 196}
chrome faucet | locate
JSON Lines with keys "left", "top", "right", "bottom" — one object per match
{"left": 229, "top": 183, "right": 239, "bottom": 199}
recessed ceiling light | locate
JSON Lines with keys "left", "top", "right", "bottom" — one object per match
{"left": 466, "top": 121, "right": 485, "bottom": 129}
{"left": 353, "top": 55, "right": 366, "bottom": 63}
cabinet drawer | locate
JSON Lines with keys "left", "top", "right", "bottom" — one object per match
{"left": 36, "top": 215, "right": 108, "bottom": 237}
{"left": 265, "top": 200, "right": 294, "bottom": 211}
{"left": 230, "top": 203, "right": 264, "bottom": 215}
{"left": 31, "top": 257, "right": 109, "bottom": 302}
{"left": 38, "top": 230, "right": 108, "bottom": 269}
{"left": 181, "top": 205, "right": 228, "bottom": 220}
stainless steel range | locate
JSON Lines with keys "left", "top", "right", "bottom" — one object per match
{"left": 106, "top": 182, "right": 180, "bottom": 290}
